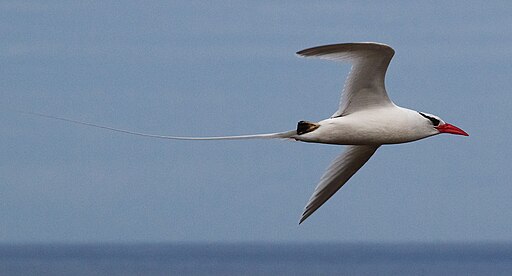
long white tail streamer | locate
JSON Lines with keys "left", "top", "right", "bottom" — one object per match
{"left": 16, "top": 110, "right": 297, "bottom": 141}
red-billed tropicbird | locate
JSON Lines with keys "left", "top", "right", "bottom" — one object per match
{"left": 21, "top": 42, "right": 468, "bottom": 224}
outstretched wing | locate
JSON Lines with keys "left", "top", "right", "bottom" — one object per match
{"left": 297, "top": 42, "right": 395, "bottom": 117}
{"left": 299, "top": 145, "right": 379, "bottom": 224}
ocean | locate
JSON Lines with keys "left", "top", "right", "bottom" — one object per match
{"left": 1, "top": 243, "right": 512, "bottom": 275}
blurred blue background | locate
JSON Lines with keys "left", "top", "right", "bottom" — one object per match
{"left": 1, "top": 1, "right": 510, "bottom": 243}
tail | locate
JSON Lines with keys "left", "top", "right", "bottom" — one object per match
{"left": 15, "top": 110, "right": 297, "bottom": 141}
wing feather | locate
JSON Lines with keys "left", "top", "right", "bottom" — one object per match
{"left": 299, "top": 145, "right": 379, "bottom": 224}
{"left": 297, "top": 42, "right": 395, "bottom": 117}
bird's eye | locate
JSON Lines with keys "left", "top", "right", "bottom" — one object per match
{"left": 419, "top": 112, "right": 440, "bottom": 126}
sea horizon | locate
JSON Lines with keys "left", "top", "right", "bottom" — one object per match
{"left": 2, "top": 242, "right": 512, "bottom": 275}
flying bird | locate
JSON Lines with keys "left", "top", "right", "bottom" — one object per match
{"left": 22, "top": 42, "right": 468, "bottom": 224}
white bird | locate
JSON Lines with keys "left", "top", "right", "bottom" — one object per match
{"left": 21, "top": 42, "right": 468, "bottom": 224}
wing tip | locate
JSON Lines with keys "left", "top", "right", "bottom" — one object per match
{"left": 298, "top": 208, "right": 313, "bottom": 225}
{"left": 296, "top": 42, "right": 394, "bottom": 58}
{"left": 298, "top": 215, "right": 307, "bottom": 225}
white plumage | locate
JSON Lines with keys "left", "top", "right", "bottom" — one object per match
{"left": 20, "top": 42, "right": 468, "bottom": 224}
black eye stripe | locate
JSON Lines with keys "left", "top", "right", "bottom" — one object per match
{"left": 419, "top": 112, "right": 440, "bottom": 126}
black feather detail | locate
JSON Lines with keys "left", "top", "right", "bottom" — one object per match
{"left": 419, "top": 112, "right": 440, "bottom": 126}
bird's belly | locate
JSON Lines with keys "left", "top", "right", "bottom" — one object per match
{"left": 297, "top": 119, "right": 427, "bottom": 145}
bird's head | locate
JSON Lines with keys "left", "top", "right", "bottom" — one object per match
{"left": 418, "top": 112, "right": 469, "bottom": 136}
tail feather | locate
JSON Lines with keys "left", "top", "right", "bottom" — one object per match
{"left": 16, "top": 110, "right": 296, "bottom": 141}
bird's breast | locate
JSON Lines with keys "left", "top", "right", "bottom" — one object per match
{"left": 296, "top": 108, "right": 435, "bottom": 145}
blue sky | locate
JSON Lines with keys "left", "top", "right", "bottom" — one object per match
{"left": 1, "top": 1, "right": 512, "bottom": 243}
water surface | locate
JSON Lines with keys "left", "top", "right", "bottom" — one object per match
{"left": 1, "top": 243, "right": 511, "bottom": 275}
